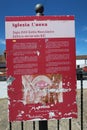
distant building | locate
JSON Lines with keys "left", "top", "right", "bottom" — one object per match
{"left": 76, "top": 55, "right": 87, "bottom": 68}
{"left": 0, "top": 54, "right": 6, "bottom": 81}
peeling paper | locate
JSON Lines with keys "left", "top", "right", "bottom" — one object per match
{"left": 49, "top": 112, "right": 55, "bottom": 118}
{"left": 7, "top": 76, "right": 15, "bottom": 86}
{"left": 36, "top": 50, "right": 40, "bottom": 56}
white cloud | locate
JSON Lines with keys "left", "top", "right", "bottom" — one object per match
{"left": 81, "top": 38, "right": 87, "bottom": 43}
{"left": 84, "top": 39, "right": 87, "bottom": 43}
{"left": 82, "top": 26, "right": 87, "bottom": 31}
{"left": 77, "top": 37, "right": 87, "bottom": 43}
{"left": 0, "top": 39, "right": 5, "bottom": 45}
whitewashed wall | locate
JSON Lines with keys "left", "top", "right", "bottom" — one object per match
{"left": 0, "top": 81, "right": 7, "bottom": 98}
{"left": 76, "top": 59, "right": 87, "bottom": 68}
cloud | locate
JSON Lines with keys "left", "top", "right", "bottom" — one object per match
{"left": 0, "top": 39, "right": 5, "bottom": 45}
{"left": 80, "top": 38, "right": 87, "bottom": 43}
{"left": 84, "top": 39, "right": 87, "bottom": 43}
{"left": 82, "top": 26, "right": 87, "bottom": 31}
{"left": 76, "top": 37, "right": 87, "bottom": 43}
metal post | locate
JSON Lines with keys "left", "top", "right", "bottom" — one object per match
{"left": 21, "top": 121, "right": 24, "bottom": 130}
{"left": 39, "top": 120, "right": 48, "bottom": 130}
{"left": 9, "top": 122, "right": 12, "bottom": 130}
{"left": 35, "top": 4, "right": 48, "bottom": 130}
{"left": 57, "top": 120, "right": 60, "bottom": 130}
{"left": 69, "top": 119, "right": 72, "bottom": 130}
{"left": 33, "top": 121, "right": 35, "bottom": 130}
{"left": 80, "top": 72, "right": 83, "bottom": 130}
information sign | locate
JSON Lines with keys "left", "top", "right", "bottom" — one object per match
{"left": 5, "top": 16, "right": 77, "bottom": 121}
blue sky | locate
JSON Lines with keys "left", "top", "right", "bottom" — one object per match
{"left": 0, "top": 0, "right": 87, "bottom": 55}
